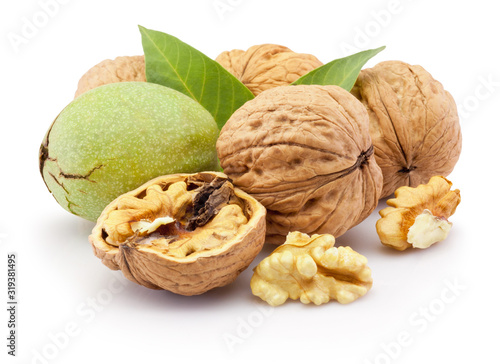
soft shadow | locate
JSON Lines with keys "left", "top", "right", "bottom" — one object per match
{"left": 119, "top": 268, "right": 255, "bottom": 311}
{"left": 39, "top": 212, "right": 95, "bottom": 250}
{"left": 117, "top": 243, "right": 280, "bottom": 311}
{"left": 373, "top": 243, "right": 417, "bottom": 257}
{"left": 335, "top": 196, "right": 395, "bottom": 253}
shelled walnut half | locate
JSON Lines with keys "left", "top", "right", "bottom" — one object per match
{"left": 251, "top": 232, "right": 373, "bottom": 306}
{"left": 376, "top": 176, "right": 461, "bottom": 251}
{"left": 89, "top": 172, "right": 266, "bottom": 295}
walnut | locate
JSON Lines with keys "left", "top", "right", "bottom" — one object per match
{"left": 216, "top": 44, "right": 323, "bottom": 96}
{"left": 250, "top": 231, "right": 372, "bottom": 306}
{"left": 217, "top": 85, "right": 383, "bottom": 244}
{"left": 74, "top": 55, "right": 146, "bottom": 98}
{"left": 351, "top": 61, "right": 462, "bottom": 198}
{"left": 376, "top": 176, "right": 461, "bottom": 251}
{"left": 89, "top": 172, "right": 267, "bottom": 295}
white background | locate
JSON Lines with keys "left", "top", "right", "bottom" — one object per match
{"left": 1, "top": 0, "right": 499, "bottom": 363}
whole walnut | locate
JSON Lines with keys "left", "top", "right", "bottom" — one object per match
{"left": 216, "top": 44, "right": 323, "bottom": 96}
{"left": 217, "top": 85, "right": 383, "bottom": 245}
{"left": 351, "top": 61, "right": 462, "bottom": 198}
{"left": 75, "top": 55, "right": 146, "bottom": 98}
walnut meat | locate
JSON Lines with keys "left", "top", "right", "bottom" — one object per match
{"left": 251, "top": 232, "right": 373, "bottom": 306}
{"left": 216, "top": 44, "right": 323, "bottom": 96}
{"left": 376, "top": 176, "right": 461, "bottom": 251}
{"left": 89, "top": 172, "right": 266, "bottom": 295}
{"left": 217, "top": 85, "right": 383, "bottom": 244}
{"left": 75, "top": 55, "right": 146, "bottom": 98}
{"left": 351, "top": 61, "right": 462, "bottom": 198}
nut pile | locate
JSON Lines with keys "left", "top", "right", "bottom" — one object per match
{"left": 40, "top": 36, "right": 462, "bottom": 306}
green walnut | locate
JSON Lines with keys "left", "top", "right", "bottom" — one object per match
{"left": 39, "top": 82, "right": 220, "bottom": 221}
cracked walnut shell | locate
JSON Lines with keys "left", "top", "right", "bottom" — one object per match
{"left": 376, "top": 176, "right": 461, "bottom": 251}
{"left": 216, "top": 44, "right": 322, "bottom": 96}
{"left": 75, "top": 55, "right": 146, "bottom": 98}
{"left": 217, "top": 85, "right": 383, "bottom": 244}
{"left": 352, "top": 61, "right": 462, "bottom": 198}
{"left": 89, "top": 172, "right": 266, "bottom": 295}
{"left": 251, "top": 231, "right": 373, "bottom": 306}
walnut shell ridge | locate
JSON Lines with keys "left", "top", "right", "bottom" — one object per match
{"left": 216, "top": 44, "right": 323, "bottom": 96}
{"left": 217, "top": 85, "right": 383, "bottom": 245}
{"left": 89, "top": 172, "right": 266, "bottom": 296}
{"left": 75, "top": 55, "right": 146, "bottom": 98}
{"left": 351, "top": 61, "right": 462, "bottom": 198}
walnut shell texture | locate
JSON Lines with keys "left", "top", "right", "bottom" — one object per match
{"left": 351, "top": 61, "right": 462, "bottom": 198}
{"left": 75, "top": 55, "right": 146, "bottom": 98}
{"left": 217, "top": 85, "right": 383, "bottom": 245}
{"left": 216, "top": 44, "right": 323, "bottom": 96}
{"left": 89, "top": 172, "right": 266, "bottom": 296}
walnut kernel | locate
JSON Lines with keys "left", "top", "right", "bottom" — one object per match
{"left": 376, "top": 176, "right": 461, "bottom": 250}
{"left": 250, "top": 232, "right": 373, "bottom": 306}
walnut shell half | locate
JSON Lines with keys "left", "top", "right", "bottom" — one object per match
{"left": 75, "top": 55, "right": 146, "bottom": 98}
{"left": 216, "top": 44, "right": 323, "bottom": 96}
{"left": 217, "top": 85, "right": 383, "bottom": 244}
{"left": 89, "top": 172, "right": 266, "bottom": 295}
{"left": 352, "top": 61, "right": 462, "bottom": 198}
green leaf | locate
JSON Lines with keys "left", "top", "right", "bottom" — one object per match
{"left": 139, "top": 25, "right": 254, "bottom": 130}
{"left": 291, "top": 46, "right": 386, "bottom": 91}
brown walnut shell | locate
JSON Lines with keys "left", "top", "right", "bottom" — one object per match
{"left": 351, "top": 61, "right": 462, "bottom": 198}
{"left": 75, "top": 55, "right": 146, "bottom": 98}
{"left": 89, "top": 172, "right": 266, "bottom": 296}
{"left": 217, "top": 85, "right": 383, "bottom": 245}
{"left": 216, "top": 44, "right": 323, "bottom": 96}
